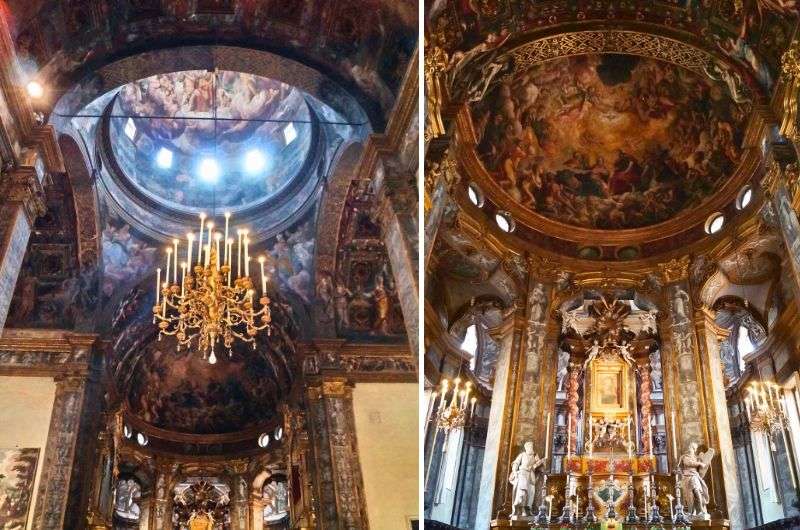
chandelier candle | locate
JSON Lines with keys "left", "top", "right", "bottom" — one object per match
{"left": 152, "top": 212, "right": 272, "bottom": 360}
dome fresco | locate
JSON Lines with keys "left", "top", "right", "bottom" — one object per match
{"left": 472, "top": 54, "right": 749, "bottom": 230}
{"left": 108, "top": 70, "right": 314, "bottom": 214}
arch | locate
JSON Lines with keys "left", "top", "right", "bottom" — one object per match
{"left": 58, "top": 133, "right": 99, "bottom": 272}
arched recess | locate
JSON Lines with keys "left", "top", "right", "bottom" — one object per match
{"left": 311, "top": 140, "right": 365, "bottom": 337}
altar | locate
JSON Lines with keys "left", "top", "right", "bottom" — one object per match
{"left": 502, "top": 295, "right": 721, "bottom": 529}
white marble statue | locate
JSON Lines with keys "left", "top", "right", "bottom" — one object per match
{"left": 678, "top": 442, "right": 714, "bottom": 520}
{"left": 509, "top": 441, "right": 545, "bottom": 518}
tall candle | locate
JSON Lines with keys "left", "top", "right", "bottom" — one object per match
{"left": 671, "top": 411, "right": 678, "bottom": 462}
{"left": 588, "top": 417, "right": 593, "bottom": 458}
{"left": 244, "top": 237, "right": 250, "bottom": 277}
{"left": 567, "top": 414, "right": 572, "bottom": 457}
{"left": 186, "top": 233, "right": 194, "bottom": 270}
{"left": 258, "top": 256, "right": 267, "bottom": 294}
{"left": 223, "top": 212, "right": 230, "bottom": 264}
{"left": 544, "top": 412, "right": 551, "bottom": 461}
{"left": 214, "top": 233, "right": 222, "bottom": 269}
{"left": 227, "top": 239, "right": 233, "bottom": 285}
{"left": 648, "top": 414, "right": 654, "bottom": 458}
{"left": 627, "top": 416, "right": 633, "bottom": 458}
{"left": 205, "top": 222, "right": 214, "bottom": 265}
{"left": 155, "top": 268, "right": 161, "bottom": 306}
{"left": 180, "top": 263, "right": 187, "bottom": 296}
{"left": 237, "top": 230, "right": 243, "bottom": 277}
{"left": 197, "top": 214, "right": 206, "bottom": 265}
{"left": 165, "top": 248, "right": 172, "bottom": 286}
{"left": 172, "top": 239, "right": 179, "bottom": 283}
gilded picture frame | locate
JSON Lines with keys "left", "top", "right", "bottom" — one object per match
{"left": 589, "top": 360, "right": 629, "bottom": 416}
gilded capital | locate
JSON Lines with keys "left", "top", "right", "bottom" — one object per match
{"left": 782, "top": 39, "right": 800, "bottom": 79}
{"left": 658, "top": 256, "right": 690, "bottom": 284}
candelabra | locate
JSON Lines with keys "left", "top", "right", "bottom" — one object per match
{"left": 431, "top": 377, "right": 476, "bottom": 434}
{"left": 582, "top": 471, "right": 597, "bottom": 524}
{"left": 745, "top": 380, "right": 788, "bottom": 449}
{"left": 153, "top": 212, "right": 271, "bottom": 362}
{"left": 624, "top": 472, "right": 638, "bottom": 524}
{"left": 604, "top": 475, "right": 617, "bottom": 521}
{"left": 535, "top": 475, "right": 550, "bottom": 525}
{"left": 648, "top": 473, "right": 663, "bottom": 524}
{"left": 559, "top": 474, "right": 573, "bottom": 524}
{"left": 672, "top": 471, "right": 690, "bottom": 525}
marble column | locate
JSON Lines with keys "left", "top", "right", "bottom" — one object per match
{"left": 378, "top": 165, "right": 419, "bottom": 356}
{"left": 694, "top": 305, "right": 744, "bottom": 528}
{"left": 306, "top": 379, "right": 370, "bottom": 530}
{"left": 763, "top": 159, "right": 800, "bottom": 309}
{"left": 249, "top": 498, "right": 265, "bottom": 530}
{"left": 658, "top": 257, "right": 743, "bottom": 526}
{"left": 231, "top": 475, "right": 249, "bottom": 530}
{"left": 475, "top": 267, "right": 555, "bottom": 529}
{"left": 0, "top": 159, "right": 46, "bottom": 330}
{"left": 150, "top": 469, "right": 169, "bottom": 530}
{"left": 31, "top": 375, "right": 87, "bottom": 529}
{"left": 637, "top": 358, "right": 653, "bottom": 455}
{"left": 138, "top": 499, "right": 151, "bottom": 530}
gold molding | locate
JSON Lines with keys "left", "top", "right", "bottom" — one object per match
{"left": 658, "top": 256, "right": 691, "bottom": 284}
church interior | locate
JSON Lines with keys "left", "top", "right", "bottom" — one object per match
{"left": 424, "top": 1, "right": 800, "bottom": 529}
{"left": 0, "top": 1, "right": 419, "bottom": 529}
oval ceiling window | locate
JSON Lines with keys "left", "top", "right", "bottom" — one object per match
{"left": 495, "top": 211, "right": 514, "bottom": 233}
{"left": 258, "top": 433, "right": 270, "bottom": 448}
{"left": 274, "top": 426, "right": 284, "bottom": 441}
{"left": 616, "top": 246, "right": 640, "bottom": 260}
{"left": 737, "top": 186, "right": 753, "bottom": 210}
{"left": 136, "top": 433, "right": 149, "bottom": 446}
{"left": 705, "top": 212, "right": 725, "bottom": 235}
{"left": 123, "top": 424, "right": 133, "bottom": 439}
{"left": 467, "top": 183, "right": 484, "bottom": 207}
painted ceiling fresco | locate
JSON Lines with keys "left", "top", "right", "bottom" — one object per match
{"left": 473, "top": 54, "right": 748, "bottom": 230}
{"left": 109, "top": 70, "right": 312, "bottom": 214}
{"left": 127, "top": 341, "right": 283, "bottom": 435}
{"left": 11, "top": 0, "right": 416, "bottom": 124}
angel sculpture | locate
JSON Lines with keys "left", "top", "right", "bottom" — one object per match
{"left": 615, "top": 341, "right": 636, "bottom": 366}
{"left": 678, "top": 442, "right": 715, "bottom": 520}
{"left": 582, "top": 340, "right": 601, "bottom": 370}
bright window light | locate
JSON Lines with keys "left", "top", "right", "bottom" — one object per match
{"left": 738, "top": 186, "right": 753, "bottom": 209}
{"left": 155, "top": 147, "right": 173, "bottom": 169}
{"left": 198, "top": 157, "right": 221, "bottom": 184}
{"left": 737, "top": 325, "right": 756, "bottom": 372}
{"left": 706, "top": 213, "right": 725, "bottom": 234}
{"left": 244, "top": 149, "right": 267, "bottom": 174}
{"left": 124, "top": 118, "right": 137, "bottom": 141}
{"left": 496, "top": 212, "right": 513, "bottom": 232}
{"left": 283, "top": 123, "right": 297, "bottom": 145}
{"left": 136, "top": 433, "right": 148, "bottom": 446}
{"left": 462, "top": 323, "right": 478, "bottom": 370}
{"left": 26, "top": 81, "right": 43, "bottom": 99}
{"left": 258, "top": 433, "right": 270, "bottom": 448}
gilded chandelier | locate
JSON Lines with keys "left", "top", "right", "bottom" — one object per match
{"left": 153, "top": 212, "right": 272, "bottom": 363}
{"left": 744, "top": 380, "right": 788, "bottom": 439}
{"left": 432, "top": 377, "right": 476, "bottom": 432}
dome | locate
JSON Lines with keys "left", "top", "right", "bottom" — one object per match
{"left": 470, "top": 53, "right": 748, "bottom": 231}
{"left": 106, "top": 70, "right": 314, "bottom": 216}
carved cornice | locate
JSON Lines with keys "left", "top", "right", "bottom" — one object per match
{"left": 0, "top": 329, "right": 98, "bottom": 376}
{"left": 1, "top": 164, "right": 46, "bottom": 224}
{"left": 299, "top": 340, "right": 416, "bottom": 383}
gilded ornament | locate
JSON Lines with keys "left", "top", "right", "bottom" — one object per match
{"left": 658, "top": 256, "right": 690, "bottom": 284}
